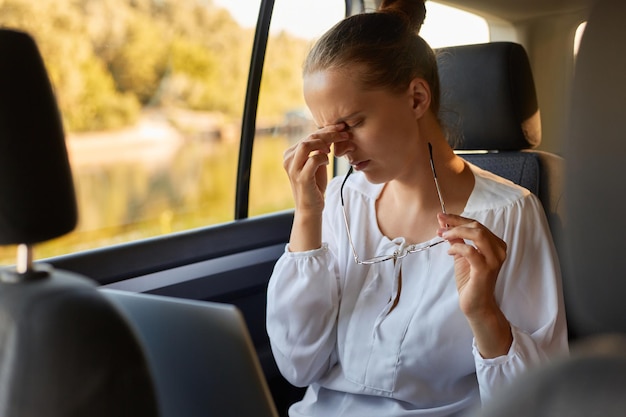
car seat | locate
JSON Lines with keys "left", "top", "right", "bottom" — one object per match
{"left": 0, "top": 29, "right": 158, "bottom": 416}
{"left": 436, "top": 41, "right": 565, "bottom": 255}
{"left": 560, "top": 0, "right": 626, "bottom": 339}
{"left": 467, "top": 1, "right": 626, "bottom": 415}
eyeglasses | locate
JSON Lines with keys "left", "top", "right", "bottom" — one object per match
{"left": 340, "top": 142, "right": 447, "bottom": 265}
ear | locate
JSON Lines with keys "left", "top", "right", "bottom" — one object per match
{"left": 408, "top": 78, "right": 432, "bottom": 119}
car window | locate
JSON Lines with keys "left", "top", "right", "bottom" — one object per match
{"left": 0, "top": 0, "right": 260, "bottom": 263}
{"left": 247, "top": 1, "right": 487, "bottom": 218}
{"left": 249, "top": 0, "right": 345, "bottom": 217}
{"left": 421, "top": 2, "right": 489, "bottom": 48}
{"left": 0, "top": 0, "right": 486, "bottom": 265}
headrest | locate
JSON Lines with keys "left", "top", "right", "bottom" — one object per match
{"left": 436, "top": 42, "right": 541, "bottom": 151}
{"left": 0, "top": 29, "right": 77, "bottom": 245}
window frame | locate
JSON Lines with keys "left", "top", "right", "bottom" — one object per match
{"left": 46, "top": 0, "right": 353, "bottom": 282}
{"left": 236, "top": 0, "right": 352, "bottom": 219}
{"left": 235, "top": 0, "right": 275, "bottom": 220}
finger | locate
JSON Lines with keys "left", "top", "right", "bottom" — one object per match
{"left": 283, "top": 143, "right": 299, "bottom": 171}
{"left": 437, "top": 213, "right": 475, "bottom": 228}
{"left": 286, "top": 139, "right": 330, "bottom": 173}
{"left": 319, "top": 122, "right": 348, "bottom": 133}
{"left": 445, "top": 226, "right": 506, "bottom": 268}
{"left": 312, "top": 122, "right": 351, "bottom": 144}
{"left": 437, "top": 213, "right": 479, "bottom": 244}
{"left": 314, "top": 129, "right": 351, "bottom": 149}
{"left": 450, "top": 241, "right": 504, "bottom": 282}
{"left": 438, "top": 214, "right": 492, "bottom": 244}
{"left": 447, "top": 241, "right": 484, "bottom": 264}
{"left": 297, "top": 130, "right": 351, "bottom": 162}
{"left": 300, "top": 152, "right": 330, "bottom": 179}
{"left": 440, "top": 215, "right": 506, "bottom": 257}
{"left": 297, "top": 123, "right": 349, "bottom": 152}
{"left": 441, "top": 222, "right": 484, "bottom": 243}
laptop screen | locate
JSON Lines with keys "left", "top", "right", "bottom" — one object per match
{"left": 101, "top": 289, "right": 279, "bottom": 417}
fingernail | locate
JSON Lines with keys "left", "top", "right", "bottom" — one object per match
{"left": 340, "top": 132, "right": 349, "bottom": 138}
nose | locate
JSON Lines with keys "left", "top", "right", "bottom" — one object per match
{"left": 334, "top": 139, "right": 354, "bottom": 158}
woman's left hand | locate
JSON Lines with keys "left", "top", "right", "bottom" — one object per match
{"left": 436, "top": 213, "right": 507, "bottom": 320}
{"left": 437, "top": 213, "right": 512, "bottom": 358}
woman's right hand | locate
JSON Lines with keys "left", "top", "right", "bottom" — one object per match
{"left": 283, "top": 123, "right": 351, "bottom": 252}
{"left": 283, "top": 123, "right": 350, "bottom": 215}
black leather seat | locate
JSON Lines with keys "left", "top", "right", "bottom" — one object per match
{"left": 561, "top": 0, "right": 626, "bottom": 339}
{"left": 0, "top": 29, "right": 158, "bottom": 416}
{"left": 467, "top": 1, "right": 626, "bottom": 415}
{"left": 475, "top": 334, "right": 626, "bottom": 417}
{"left": 436, "top": 41, "right": 565, "bottom": 277}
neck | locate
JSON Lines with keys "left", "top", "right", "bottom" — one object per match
{"left": 388, "top": 135, "right": 463, "bottom": 204}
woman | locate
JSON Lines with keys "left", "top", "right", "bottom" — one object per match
{"left": 267, "top": 0, "right": 568, "bottom": 415}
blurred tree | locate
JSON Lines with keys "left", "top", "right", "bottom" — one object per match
{"left": 258, "top": 30, "right": 311, "bottom": 121}
{"left": 0, "top": 0, "right": 142, "bottom": 131}
{"left": 155, "top": 0, "right": 251, "bottom": 115}
{"left": 108, "top": 14, "right": 169, "bottom": 104}
{"left": 0, "top": 0, "right": 309, "bottom": 131}
{"left": 158, "top": 37, "right": 220, "bottom": 109}
{"left": 65, "top": 58, "right": 140, "bottom": 131}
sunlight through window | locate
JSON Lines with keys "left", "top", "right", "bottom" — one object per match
{"left": 421, "top": 2, "right": 489, "bottom": 48}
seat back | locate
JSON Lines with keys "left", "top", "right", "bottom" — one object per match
{"left": 451, "top": 5, "right": 626, "bottom": 415}
{"left": 562, "top": 0, "right": 626, "bottom": 338}
{"left": 436, "top": 41, "right": 565, "bottom": 262}
{"left": 475, "top": 334, "right": 626, "bottom": 417}
{"left": 0, "top": 29, "right": 157, "bottom": 416}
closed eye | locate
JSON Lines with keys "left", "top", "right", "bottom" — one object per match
{"left": 345, "top": 120, "right": 363, "bottom": 129}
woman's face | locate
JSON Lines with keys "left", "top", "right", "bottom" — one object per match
{"left": 303, "top": 67, "right": 427, "bottom": 184}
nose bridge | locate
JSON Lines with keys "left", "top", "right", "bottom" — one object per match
{"left": 334, "top": 135, "right": 354, "bottom": 158}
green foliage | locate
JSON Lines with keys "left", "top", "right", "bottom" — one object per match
{"left": 0, "top": 0, "right": 137, "bottom": 131}
{"left": 258, "top": 31, "right": 311, "bottom": 120}
{"left": 160, "top": 37, "right": 221, "bottom": 110}
{"left": 108, "top": 14, "right": 169, "bottom": 105}
{"left": 0, "top": 0, "right": 313, "bottom": 263}
{"left": 65, "top": 57, "right": 141, "bottom": 131}
{"left": 0, "top": 0, "right": 310, "bottom": 132}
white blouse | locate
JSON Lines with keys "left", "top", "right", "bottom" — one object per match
{"left": 266, "top": 163, "right": 568, "bottom": 417}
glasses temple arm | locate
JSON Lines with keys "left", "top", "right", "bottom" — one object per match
{"left": 428, "top": 142, "right": 447, "bottom": 215}
{"left": 340, "top": 166, "right": 360, "bottom": 262}
{"left": 339, "top": 166, "right": 353, "bottom": 206}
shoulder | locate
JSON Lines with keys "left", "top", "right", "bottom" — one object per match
{"left": 463, "top": 162, "right": 553, "bottom": 248}
{"left": 464, "top": 162, "right": 536, "bottom": 214}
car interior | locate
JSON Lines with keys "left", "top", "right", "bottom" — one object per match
{"left": 0, "top": 29, "right": 158, "bottom": 416}
{"left": 0, "top": 0, "right": 623, "bottom": 416}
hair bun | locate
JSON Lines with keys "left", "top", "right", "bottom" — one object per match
{"left": 379, "top": 0, "right": 426, "bottom": 33}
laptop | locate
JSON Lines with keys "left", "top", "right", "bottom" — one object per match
{"left": 101, "top": 289, "right": 280, "bottom": 417}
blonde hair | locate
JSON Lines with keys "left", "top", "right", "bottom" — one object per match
{"left": 303, "top": 0, "right": 440, "bottom": 113}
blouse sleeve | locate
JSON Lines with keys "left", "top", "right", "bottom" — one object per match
{"left": 266, "top": 227, "right": 343, "bottom": 387}
{"left": 473, "top": 193, "right": 569, "bottom": 402}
